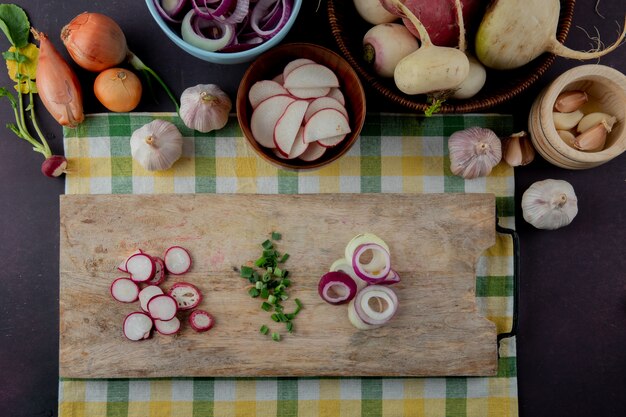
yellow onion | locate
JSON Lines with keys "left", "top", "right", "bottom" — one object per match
{"left": 61, "top": 12, "right": 128, "bottom": 72}
{"left": 94, "top": 68, "right": 142, "bottom": 112}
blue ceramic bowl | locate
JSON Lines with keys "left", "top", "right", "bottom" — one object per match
{"left": 145, "top": 0, "right": 303, "bottom": 65}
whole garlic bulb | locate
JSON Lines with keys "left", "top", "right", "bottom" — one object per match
{"left": 180, "top": 84, "right": 231, "bottom": 133}
{"left": 448, "top": 127, "right": 502, "bottom": 179}
{"left": 130, "top": 119, "right": 183, "bottom": 171}
{"left": 522, "top": 179, "right": 578, "bottom": 230}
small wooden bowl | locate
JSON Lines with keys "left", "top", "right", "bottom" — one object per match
{"left": 528, "top": 65, "right": 626, "bottom": 169}
{"left": 236, "top": 43, "right": 366, "bottom": 170}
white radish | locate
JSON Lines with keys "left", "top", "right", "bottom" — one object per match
{"left": 126, "top": 253, "right": 156, "bottom": 282}
{"left": 327, "top": 88, "right": 345, "bottom": 106}
{"left": 283, "top": 58, "right": 316, "bottom": 79}
{"left": 117, "top": 249, "right": 142, "bottom": 272}
{"left": 272, "top": 73, "right": 284, "bottom": 85}
{"left": 139, "top": 285, "right": 164, "bottom": 312}
{"left": 146, "top": 256, "right": 166, "bottom": 286}
{"left": 154, "top": 317, "right": 181, "bottom": 335}
{"left": 288, "top": 127, "right": 308, "bottom": 159}
{"left": 475, "top": 0, "right": 626, "bottom": 70}
{"left": 390, "top": 0, "right": 469, "bottom": 95}
{"left": 248, "top": 80, "right": 289, "bottom": 109}
{"left": 189, "top": 310, "right": 215, "bottom": 332}
{"left": 299, "top": 141, "right": 326, "bottom": 162}
{"left": 362, "top": 23, "right": 419, "bottom": 78}
{"left": 304, "top": 97, "right": 348, "bottom": 123}
{"left": 251, "top": 95, "right": 295, "bottom": 148}
{"left": 318, "top": 134, "right": 347, "bottom": 148}
{"left": 274, "top": 100, "right": 309, "bottom": 156}
{"left": 284, "top": 64, "right": 340, "bottom": 89}
{"left": 147, "top": 294, "right": 178, "bottom": 321}
{"left": 168, "top": 282, "right": 203, "bottom": 310}
{"left": 303, "top": 109, "right": 351, "bottom": 144}
{"left": 287, "top": 87, "right": 331, "bottom": 99}
{"left": 164, "top": 246, "right": 192, "bottom": 275}
{"left": 110, "top": 278, "right": 139, "bottom": 303}
{"left": 353, "top": 0, "right": 397, "bottom": 24}
{"left": 123, "top": 312, "right": 153, "bottom": 341}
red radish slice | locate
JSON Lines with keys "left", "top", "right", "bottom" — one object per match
{"left": 110, "top": 278, "right": 139, "bottom": 303}
{"left": 327, "top": 88, "right": 345, "bottom": 106}
{"left": 123, "top": 312, "right": 153, "bottom": 341}
{"left": 154, "top": 317, "right": 181, "bottom": 335}
{"left": 251, "top": 95, "right": 295, "bottom": 148}
{"left": 249, "top": 80, "right": 289, "bottom": 109}
{"left": 117, "top": 249, "right": 143, "bottom": 272}
{"left": 287, "top": 87, "right": 331, "bottom": 99}
{"left": 288, "top": 127, "right": 308, "bottom": 159}
{"left": 189, "top": 310, "right": 215, "bottom": 332}
{"left": 298, "top": 141, "right": 326, "bottom": 162}
{"left": 139, "top": 285, "right": 164, "bottom": 312}
{"left": 146, "top": 257, "right": 166, "bottom": 285}
{"left": 318, "top": 134, "right": 347, "bottom": 148}
{"left": 147, "top": 294, "right": 178, "bottom": 321}
{"left": 168, "top": 282, "right": 203, "bottom": 310}
{"left": 318, "top": 271, "right": 358, "bottom": 305}
{"left": 126, "top": 253, "right": 156, "bottom": 282}
{"left": 283, "top": 58, "right": 316, "bottom": 79}
{"left": 283, "top": 63, "right": 340, "bottom": 89}
{"left": 272, "top": 73, "right": 284, "bottom": 85}
{"left": 303, "top": 108, "right": 351, "bottom": 144}
{"left": 274, "top": 100, "right": 309, "bottom": 156}
{"left": 304, "top": 97, "right": 348, "bottom": 123}
{"left": 164, "top": 246, "right": 192, "bottom": 275}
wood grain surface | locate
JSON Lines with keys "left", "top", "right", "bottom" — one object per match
{"left": 59, "top": 194, "right": 497, "bottom": 378}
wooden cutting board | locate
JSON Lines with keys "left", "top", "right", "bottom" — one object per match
{"left": 59, "top": 194, "right": 497, "bottom": 378}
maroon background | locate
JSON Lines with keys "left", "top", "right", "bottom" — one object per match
{"left": 0, "top": 1, "right": 624, "bottom": 416}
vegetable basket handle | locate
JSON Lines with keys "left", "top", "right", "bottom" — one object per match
{"left": 494, "top": 218, "right": 520, "bottom": 351}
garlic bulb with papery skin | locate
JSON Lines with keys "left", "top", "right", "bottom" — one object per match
{"left": 180, "top": 84, "right": 231, "bottom": 133}
{"left": 522, "top": 179, "right": 578, "bottom": 230}
{"left": 448, "top": 127, "right": 502, "bottom": 179}
{"left": 130, "top": 120, "right": 183, "bottom": 171}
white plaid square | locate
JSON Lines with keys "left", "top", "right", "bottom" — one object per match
{"left": 345, "top": 139, "right": 361, "bottom": 157}
{"left": 90, "top": 177, "right": 112, "bottom": 194}
{"left": 88, "top": 137, "right": 111, "bottom": 158}
{"left": 381, "top": 137, "right": 403, "bottom": 156}
{"left": 132, "top": 176, "right": 154, "bottom": 194}
{"left": 339, "top": 378, "right": 361, "bottom": 400}
{"left": 213, "top": 379, "right": 236, "bottom": 401}
{"left": 297, "top": 379, "right": 320, "bottom": 401}
{"left": 382, "top": 379, "right": 404, "bottom": 400}
{"left": 171, "top": 379, "right": 194, "bottom": 401}
{"left": 298, "top": 176, "right": 320, "bottom": 194}
{"left": 215, "top": 137, "right": 237, "bottom": 157}
{"left": 423, "top": 379, "right": 447, "bottom": 398}
{"left": 381, "top": 176, "right": 403, "bottom": 193}
{"left": 174, "top": 176, "right": 196, "bottom": 193}
{"left": 421, "top": 136, "right": 445, "bottom": 156}
{"left": 215, "top": 177, "right": 237, "bottom": 193}
{"left": 339, "top": 176, "right": 360, "bottom": 193}
{"left": 466, "top": 378, "right": 489, "bottom": 398}
{"left": 84, "top": 380, "right": 107, "bottom": 402}
{"left": 256, "top": 176, "right": 278, "bottom": 194}
{"left": 422, "top": 176, "right": 445, "bottom": 193}
{"left": 464, "top": 177, "right": 487, "bottom": 193}
{"left": 128, "top": 380, "right": 151, "bottom": 401}
{"left": 256, "top": 379, "right": 277, "bottom": 401}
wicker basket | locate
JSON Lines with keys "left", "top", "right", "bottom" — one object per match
{"left": 327, "top": 0, "right": 575, "bottom": 113}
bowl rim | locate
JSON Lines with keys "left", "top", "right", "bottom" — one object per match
{"left": 236, "top": 42, "right": 366, "bottom": 170}
{"left": 145, "top": 0, "right": 303, "bottom": 62}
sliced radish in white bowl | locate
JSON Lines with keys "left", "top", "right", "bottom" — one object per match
{"left": 147, "top": 294, "right": 178, "bottom": 321}
{"left": 164, "top": 246, "right": 192, "bottom": 275}
{"left": 126, "top": 253, "right": 156, "bottom": 282}
{"left": 189, "top": 310, "right": 214, "bottom": 332}
{"left": 110, "top": 278, "right": 139, "bottom": 303}
{"left": 123, "top": 312, "right": 153, "bottom": 341}
{"left": 139, "top": 285, "right": 164, "bottom": 312}
{"left": 168, "top": 282, "right": 202, "bottom": 310}
{"left": 154, "top": 317, "right": 181, "bottom": 335}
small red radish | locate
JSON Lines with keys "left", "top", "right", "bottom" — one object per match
{"left": 164, "top": 246, "right": 192, "bottom": 275}
{"left": 168, "top": 282, "right": 202, "bottom": 310}
{"left": 118, "top": 249, "right": 143, "bottom": 272}
{"left": 154, "top": 317, "right": 181, "bottom": 335}
{"left": 288, "top": 128, "right": 308, "bottom": 159}
{"left": 126, "top": 253, "right": 156, "bottom": 282}
{"left": 274, "top": 100, "right": 309, "bottom": 156}
{"left": 139, "top": 285, "right": 164, "bottom": 312}
{"left": 303, "top": 108, "right": 351, "bottom": 144}
{"left": 326, "top": 88, "right": 345, "bottom": 106}
{"left": 248, "top": 80, "right": 289, "bottom": 109}
{"left": 123, "top": 312, "right": 153, "bottom": 341}
{"left": 283, "top": 58, "right": 316, "bottom": 79}
{"left": 146, "top": 257, "right": 166, "bottom": 285}
{"left": 110, "top": 278, "right": 139, "bottom": 303}
{"left": 287, "top": 87, "right": 331, "bottom": 99}
{"left": 283, "top": 64, "right": 340, "bottom": 89}
{"left": 147, "top": 294, "right": 178, "bottom": 321}
{"left": 41, "top": 155, "right": 69, "bottom": 177}
{"left": 189, "top": 310, "right": 214, "bottom": 332}
{"left": 363, "top": 23, "right": 419, "bottom": 78}
{"left": 318, "top": 134, "right": 347, "bottom": 148}
{"left": 299, "top": 141, "right": 326, "bottom": 162}
{"left": 304, "top": 97, "right": 348, "bottom": 123}
{"left": 251, "top": 95, "right": 295, "bottom": 148}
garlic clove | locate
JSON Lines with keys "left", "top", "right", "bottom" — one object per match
{"left": 130, "top": 119, "right": 183, "bottom": 171}
{"left": 552, "top": 110, "right": 584, "bottom": 130}
{"left": 553, "top": 90, "right": 588, "bottom": 113}
{"left": 557, "top": 130, "right": 577, "bottom": 149}
{"left": 521, "top": 179, "right": 578, "bottom": 230}
{"left": 180, "top": 84, "right": 232, "bottom": 133}
{"left": 448, "top": 127, "right": 502, "bottom": 179}
{"left": 502, "top": 131, "right": 535, "bottom": 167}
{"left": 573, "top": 123, "right": 608, "bottom": 152}
{"left": 576, "top": 112, "right": 617, "bottom": 133}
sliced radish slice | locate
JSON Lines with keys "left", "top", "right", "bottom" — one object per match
{"left": 274, "top": 100, "right": 309, "bottom": 156}
{"left": 251, "top": 95, "right": 295, "bottom": 148}
{"left": 352, "top": 243, "right": 392, "bottom": 283}
{"left": 117, "top": 249, "right": 143, "bottom": 272}
{"left": 126, "top": 253, "right": 156, "bottom": 282}
{"left": 147, "top": 294, "right": 178, "bottom": 321}
{"left": 287, "top": 87, "right": 331, "bottom": 99}
{"left": 283, "top": 63, "right": 340, "bottom": 89}
{"left": 298, "top": 141, "right": 326, "bottom": 162}
{"left": 154, "top": 317, "right": 181, "bottom": 335}
{"left": 272, "top": 73, "right": 284, "bottom": 85}
{"left": 303, "top": 108, "right": 351, "bottom": 144}
{"left": 329, "top": 258, "right": 367, "bottom": 290}
{"left": 123, "top": 312, "right": 153, "bottom": 341}
{"left": 139, "top": 285, "right": 165, "bottom": 312}
{"left": 318, "top": 134, "right": 347, "bottom": 148}
{"left": 318, "top": 271, "right": 358, "bottom": 305}
{"left": 110, "top": 278, "right": 139, "bottom": 303}
{"left": 304, "top": 96, "right": 348, "bottom": 123}
{"left": 164, "top": 246, "right": 192, "bottom": 275}
{"left": 283, "top": 58, "right": 316, "bottom": 79}
{"left": 327, "top": 88, "right": 345, "bottom": 106}
{"left": 249, "top": 80, "right": 289, "bottom": 109}
{"left": 288, "top": 127, "right": 308, "bottom": 159}
{"left": 189, "top": 310, "right": 215, "bottom": 332}
{"left": 168, "top": 282, "right": 203, "bottom": 310}
{"left": 146, "top": 257, "right": 166, "bottom": 285}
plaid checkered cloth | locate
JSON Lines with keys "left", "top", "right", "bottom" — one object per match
{"left": 60, "top": 113, "right": 518, "bottom": 417}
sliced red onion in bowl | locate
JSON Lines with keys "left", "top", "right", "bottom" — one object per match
{"left": 191, "top": 0, "right": 233, "bottom": 19}
{"left": 181, "top": 8, "right": 236, "bottom": 52}
{"left": 318, "top": 271, "right": 358, "bottom": 305}
{"left": 352, "top": 285, "right": 398, "bottom": 326}
{"left": 250, "top": 0, "right": 291, "bottom": 39}
{"left": 351, "top": 243, "right": 391, "bottom": 283}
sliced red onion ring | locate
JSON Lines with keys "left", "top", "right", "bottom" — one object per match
{"left": 352, "top": 243, "right": 391, "bottom": 283}
{"left": 348, "top": 299, "right": 378, "bottom": 330}
{"left": 154, "top": 0, "right": 186, "bottom": 23}
{"left": 192, "top": 0, "right": 233, "bottom": 19}
{"left": 162, "top": 0, "right": 189, "bottom": 15}
{"left": 344, "top": 233, "right": 390, "bottom": 267}
{"left": 379, "top": 269, "right": 401, "bottom": 285}
{"left": 329, "top": 258, "right": 367, "bottom": 290}
{"left": 353, "top": 285, "right": 398, "bottom": 326}
{"left": 181, "top": 9, "right": 235, "bottom": 52}
{"left": 318, "top": 271, "right": 358, "bottom": 305}
{"left": 250, "top": 0, "right": 291, "bottom": 39}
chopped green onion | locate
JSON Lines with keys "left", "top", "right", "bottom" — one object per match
{"left": 255, "top": 281, "right": 264, "bottom": 290}
{"left": 285, "top": 313, "right": 295, "bottom": 320}
{"left": 278, "top": 313, "right": 288, "bottom": 322}
{"left": 261, "top": 302, "right": 272, "bottom": 312}
{"left": 286, "top": 322, "right": 293, "bottom": 333}
{"left": 295, "top": 298, "right": 303, "bottom": 309}
{"left": 268, "top": 294, "right": 277, "bottom": 305}
{"left": 272, "top": 332, "right": 280, "bottom": 342}
{"left": 260, "top": 288, "right": 270, "bottom": 299}
{"left": 279, "top": 253, "right": 290, "bottom": 263}
{"left": 255, "top": 257, "right": 266, "bottom": 267}
{"left": 262, "top": 273, "right": 271, "bottom": 283}
{"left": 263, "top": 249, "right": 275, "bottom": 258}
{"left": 271, "top": 313, "right": 280, "bottom": 322}
{"left": 281, "top": 279, "right": 291, "bottom": 287}
{"left": 273, "top": 267, "right": 283, "bottom": 277}
{"left": 272, "top": 232, "right": 281, "bottom": 240}
{"left": 275, "top": 284, "right": 286, "bottom": 293}
{"left": 260, "top": 325, "right": 269, "bottom": 335}
{"left": 262, "top": 239, "right": 273, "bottom": 250}
{"left": 248, "top": 288, "right": 260, "bottom": 297}
{"left": 240, "top": 266, "right": 253, "bottom": 278}
{"left": 248, "top": 276, "right": 257, "bottom": 284}
{"left": 280, "top": 294, "right": 289, "bottom": 301}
